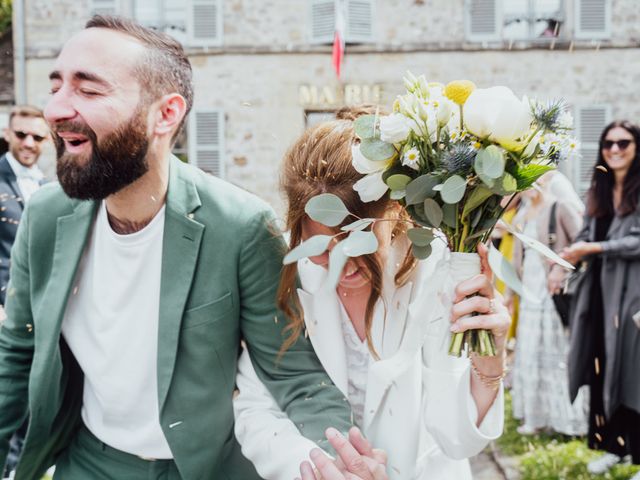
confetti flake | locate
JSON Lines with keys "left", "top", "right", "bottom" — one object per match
{"left": 595, "top": 432, "right": 603, "bottom": 442}
{"left": 617, "top": 436, "right": 625, "bottom": 447}
{"left": 594, "top": 357, "right": 600, "bottom": 375}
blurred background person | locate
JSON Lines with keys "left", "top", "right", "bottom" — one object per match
{"left": 0, "top": 105, "right": 48, "bottom": 480}
{"left": 510, "top": 173, "right": 587, "bottom": 436}
{"left": 492, "top": 194, "right": 521, "bottom": 347}
{"left": 564, "top": 120, "right": 640, "bottom": 477}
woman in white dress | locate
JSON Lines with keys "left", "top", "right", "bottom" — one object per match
{"left": 233, "top": 108, "right": 510, "bottom": 480}
{"left": 510, "top": 176, "right": 588, "bottom": 436}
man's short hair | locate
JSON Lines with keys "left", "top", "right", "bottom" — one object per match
{"left": 9, "top": 105, "right": 45, "bottom": 124}
{"left": 85, "top": 15, "right": 194, "bottom": 139}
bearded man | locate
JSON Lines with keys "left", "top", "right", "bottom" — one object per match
{"left": 0, "top": 15, "right": 353, "bottom": 480}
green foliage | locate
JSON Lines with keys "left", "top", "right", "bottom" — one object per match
{"left": 353, "top": 115, "right": 377, "bottom": 140}
{"left": 405, "top": 174, "right": 439, "bottom": 205}
{"left": 360, "top": 137, "right": 396, "bottom": 161}
{"left": 520, "top": 441, "right": 640, "bottom": 480}
{"left": 0, "top": 0, "right": 10, "bottom": 35}
{"left": 304, "top": 193, "right": 350, "bottom": 227}
{"left": 498, "top": 391, "right": 640, "bottom": 479}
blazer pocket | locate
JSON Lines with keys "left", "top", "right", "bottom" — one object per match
{"left": 182, "top": 291, "right": 234, "bottom": 330}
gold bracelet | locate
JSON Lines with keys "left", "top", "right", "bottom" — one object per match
{"left": 470, "top": 357, "right": 507, "bottom": 391}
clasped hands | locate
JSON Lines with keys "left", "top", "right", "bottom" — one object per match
{"left": 296, "top": 427, "right": 388, "bottom": 480}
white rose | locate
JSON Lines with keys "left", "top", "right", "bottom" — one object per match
{"left": 464, "top": 86, "right": 533, "bottom": 150}
{"left": 353, "top": 171, "right": 388, "bottom": 202}
{"left": 380, "top": 113, "right": 412, "bottom": 144}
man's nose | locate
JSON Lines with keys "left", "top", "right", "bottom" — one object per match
{"left": 44, "top": 89, "right": 76, "bottom": 125}
{"left": 21, "top": 135, "right": 36, "bottom": 148}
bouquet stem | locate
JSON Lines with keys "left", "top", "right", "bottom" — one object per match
{"left": 447, "top": 252, "right": 497, "bottom": 358}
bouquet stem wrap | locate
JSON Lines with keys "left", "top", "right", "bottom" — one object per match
{"left": 447, "top": 252, "right": 497, "bottom": 357}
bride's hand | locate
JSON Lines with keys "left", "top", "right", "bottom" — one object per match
{"left": 297, "top": 427, "right": 388, "bottom": 480}
{"left": 449, "top": 243, "right": 511, "bottom": 358}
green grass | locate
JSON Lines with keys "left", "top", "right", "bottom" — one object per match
{"left": 497, "top": 390, "right": 640, "bottom": 479}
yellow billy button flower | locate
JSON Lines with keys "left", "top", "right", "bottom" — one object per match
{"left": 444, "top": 80, "right": 477, "bottom": 105}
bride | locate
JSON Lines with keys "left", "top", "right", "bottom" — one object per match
{"left": 233, "top": 107, "right": 509, "bottom": 480}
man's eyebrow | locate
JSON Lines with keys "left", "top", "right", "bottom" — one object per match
{"left": 48, "top": 70, "right": 112, "bottom": 88}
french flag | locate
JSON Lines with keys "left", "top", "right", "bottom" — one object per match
{"left": 332, "top": 0, "right": 346, "bottom": 79}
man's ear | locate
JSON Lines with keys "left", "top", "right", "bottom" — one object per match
{"left": 153, "top": 94, "right": 187, "bottom": 138}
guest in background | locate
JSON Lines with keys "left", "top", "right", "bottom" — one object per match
{"left": 0, "top": 105, "right": 48, "bottom": 480}
{"left": 0, "top": 106, "right": 48, "bottom": 304}
{"left": 510, "top": 173, "right": 588, "bottom": 436}
{"left": 563, "top": 121, "right": 640, "bottom": 478}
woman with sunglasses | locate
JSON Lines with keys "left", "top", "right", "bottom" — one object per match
{"left": 562, "top": 120, "right": 640, "bottom": 477}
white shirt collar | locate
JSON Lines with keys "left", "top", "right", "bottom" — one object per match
{"left": 5, "top": 151, "right": 44, "bottom": 182}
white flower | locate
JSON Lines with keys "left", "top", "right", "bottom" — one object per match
{"left": 353, "top": 171, "right": 388, "bottom": 202}
{"left": 380, "top": 113, "right": 412, "bottom": 144}
{"left": 351, "top": 144, "right": 388, "bottom": 174}
{"left": 463, "top": 86, "right": 533, "bottom": 150}
{"left": 402, "top": 147, "right": 421, "bottom": 170}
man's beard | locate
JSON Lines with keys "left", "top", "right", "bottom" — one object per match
{"left": 53, "top": 105, "right": 150, "bottom": 200}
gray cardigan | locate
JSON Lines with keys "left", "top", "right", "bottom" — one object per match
{"left": 568, "top": 203, "right": 640, "bottom": 417}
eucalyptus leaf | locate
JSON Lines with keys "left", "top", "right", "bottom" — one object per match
{"left": 360, "top": 137, "right": 396, "bottom": 161}
{"left": 324, "top": 239, "right": 349, "bottom": 290}
{"left": 440, "top": 175, "right": 467, "bottom": 204}
{"left": 423, "top": 198, "right": 443, "bottom": 227}
{"left": 390, "top": 190, "right": 406, "bottom": 200}
{"left": 412, "top": 243, "right": 433, "bottom": 260}
{"left": 341, "top": 219, "right": 374, "bottom": 232}
{"left": 512, "top": 231, "right": 575, "bottom": 270}
{"left": 433, "top": 184, "right": 444, "bottom": 191}
{"left": 478, "top": 172, "right": 495, "bottom": 189}
{"left": 386, "top": 174, "right": 412, "bottom": 191}
{"left": 478, "top": 146, "right": 505, "bottom": 179}
{"left": 471, "top": 207, "right": 484, "bottom": 228}
{"left": 405, "top": 174, "right": 440, "bottom": 205}
{"left": 491, "top": 172, "right": 518, "bottom": 195}
{"left": 488, "top": 244, "right": 538, "bottom": 301}
{"left": 407, "top": 227, "right": 435, "bottom": 247}
{"left": 342, "top": 231, "right": 379, "bottom": 257}
{"left": 462, "top": 186, "right": 494, "bottom": 218}
{"left": 353, "top": 115, "right": 377, "bottom": 140}
{"left": 305, "top": 193, "right": 350, "bottom": 227}
{"left": 283, "top": 234, "right": 333, "bottom": 265}
{"left": 442, "top": 203, "right": 457, "bottom": 228}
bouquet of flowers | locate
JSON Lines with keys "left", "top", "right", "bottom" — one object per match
{"left": 284, "top": 72, "right": 577, "bottom": 357}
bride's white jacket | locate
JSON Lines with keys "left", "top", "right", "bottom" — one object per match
{"left": 233, "top": 240, "right": 504, "bottom": 480}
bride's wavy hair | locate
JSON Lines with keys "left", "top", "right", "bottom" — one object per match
{"left": 278, "top": 106, "right": 417, "bottom": 356}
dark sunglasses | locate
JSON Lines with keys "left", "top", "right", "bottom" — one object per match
{"left": 13, "top": 130, "right": 46, "bottom": 143}
{"left": 603, "top": 139, "right": 633, "bottom": 151}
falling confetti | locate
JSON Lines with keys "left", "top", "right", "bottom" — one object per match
{"left": 595, "top": 432, "right": 603, "bottom": 442}
{"left": 617, "top": 436, "right": 625, "bottom": 446}
{"left": 594, "top": 357, "right": 600, "bottom": 375}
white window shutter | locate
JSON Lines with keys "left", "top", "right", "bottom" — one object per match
{"left": 90, "top": 0, "right": 120, "bottom": 16}
{"left": 189, "top": 110, "right": 225, "bottom": 178}
{"left": 466, "top": 0, "right": 501, "bottom": 41}
{"left": 575, "top": 0, "right": 611, "bottom": 39}
{"left": 346, "top": 0, "right": 374, "bottom": 43}
{"left": 310, "top": 0, "right": 335, "bottom": 44}
{"left": 573, "top": 105, "right": 611, "bottom": 196}
{"left": 187, "top": 0, "right": 223, "bottom": 47}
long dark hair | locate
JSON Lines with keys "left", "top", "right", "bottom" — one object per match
{"left": 586, "top": 120, "right": 640, "bottom": 218}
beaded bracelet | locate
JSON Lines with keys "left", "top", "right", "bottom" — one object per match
{"left": 470, "top": 357, "right": 507, "bottom": 391}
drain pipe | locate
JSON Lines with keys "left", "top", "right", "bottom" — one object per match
{"left": 14, "top": 0, "right": 26, "bottom": 104}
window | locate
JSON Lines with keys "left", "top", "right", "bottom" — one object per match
{"left": 466, "top": 0, "right": 611, "bottom": 42}
{"left": 188, "top": 109, "right": 225, "bottom": 178}
{"left": 90, "top": 0, "right": 222, "bottom": 47}
{"left": 572, "top": 104, "right": 611, "bottom": 197}
{"left": 310, "top": 0, "right": 375, "bottom": 44}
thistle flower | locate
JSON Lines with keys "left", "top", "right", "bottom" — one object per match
{"left": 532, "top": 99, "right": 571, "bottom": 132}
{"left": 442, "top": 143, "right": 476, "bottom": 174}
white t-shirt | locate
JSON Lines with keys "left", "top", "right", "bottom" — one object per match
{"left": 61, "top": 200, "right": 171, "bottom": 459}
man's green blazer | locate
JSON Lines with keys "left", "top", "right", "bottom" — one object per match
{"left": 0, "top": 157, "right": 352, "bottom": 479}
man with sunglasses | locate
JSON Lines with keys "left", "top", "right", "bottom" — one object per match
{"left": 0, "top": 105, "right": 49, "bottom": 479}
{"left": 0, "top": 106, "right": 49, "bottom": 306}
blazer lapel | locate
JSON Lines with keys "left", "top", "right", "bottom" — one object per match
{"left": 38, "top": 200, "right": 97, "bottom": 358}
{"left": 157, "top": 158, "right": 204, "bottom": 411}
{"left": 0, "top": 156, "right": 23, "bottom": 211}
{"left": 298, "top": 260, "right": 349, "bottom": 397}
